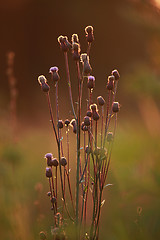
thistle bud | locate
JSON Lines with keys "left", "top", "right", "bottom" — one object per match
{"left": 90, "top": 104, "right": 97, "bottom": 112}
{"left": 72, "top": 43, "right": 80, "bottom": 61}
{"left": 72, "top": 33, "right": 80, "bottom": 44}
{"left": 70, "top": 119, "right": 77, "bottom": 134}
{"left": 87, "top": 76, "right": 95, "bottom": 89}
{"left": 38, "top": 75, "right": 47, "bottom": 85}
{"left": 46, "top": 167, "right": 52, "bottom": 178}
{"left": 60, "top": 157, "right": 67, "bottom": 167}
{"left": 107, "top": 132, "right": 113, "bottom": 142}
{"left": 51, "top": 158, "right": 59, "bottom": 167}
{"left": 93, "top": 111, "right": 100, "bottom": 121}
{"left": 86, "top": 110, "right": 92, "bottom": 117}
{"left": 84, "top": 116, "right": 90, "bottom": 126}
{"left": 81, "top": 122, "right": 88, "bottom": 131}
{"left": 58, "top": 120, "right": 64, "bottom": 129}
{"left": 107, "top": 75, "right": 115, "bottom": 91}
{"left": 112, "top": 69, "right": 120, "bottom": 80}
{"left": 80, "top": 53, "right": 92, "bottom": 75}
{"left": 45, "top": 153, "right": 53, "bottom": 166}
{"left": 49, "top": 66, "right": 60, "bottom": 82}
{"left": 112, "top": 102, "right": 120, "bottom": 113}
{"left": 85, "top": 26, "right": 94, "bottom": 43}
{"left": 58, "top": 35, "right": 68, "bottom": 52}
{"left": 97, "top": 96, "right": 105, "bottom": 106}
{"left": 64, "top": 119, "right": 70, "bottom": 127}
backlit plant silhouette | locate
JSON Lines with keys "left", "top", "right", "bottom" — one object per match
{"left": 38, "top": 26, "right": 120, "bottom": 240}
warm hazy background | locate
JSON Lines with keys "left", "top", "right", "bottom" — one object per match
{"left": 0, "top": 0, "right": 160, "bottom": 239}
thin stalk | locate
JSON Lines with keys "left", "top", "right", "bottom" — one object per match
{"left": 64, "top": 52, "right": 76, "bottom": 119}
{"left": 46, "top": 93, "right": 58, "bottom": 145}
{"left": 87, "top": 42, "right": 92, "bottom": 56}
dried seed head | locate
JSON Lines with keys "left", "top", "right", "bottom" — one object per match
{"left": 85, "top": 26, "right": 93, "bottom": 34}
{"left": 70, "top": 119, "right": 77, "bottom": 133}
{"left": 60, "top": 157, "right": 67, "bottom": 167}
{"left": 51, "top": 197, "right": 57, "bottom": 205}
{"left": 84, "top": 116, "right": 91, "bottom": 126}
{"left": 38, "top": 75, "right": 47, "bottom": 85}
{"left": 72, "top": 43, "right": 80, "bottom": 61}
{"left": 45, "top": 153, "right": 53, "bottom": 160}
{"left": 97, "top": 96, "right": 105, "bottom": 106}
{"left": 45, "top": 153, "right": 53, "bottom": 166}
{"left": 49, "top": 66, "right": 59, "bottom": 73}
{"left": 41, "top": 82, "right": 50, "bottom": 93}
{"left": 81, "top": 122, "right": 88, "bottom": 131}
{"left": 90, "top": 103, "right": 98, "bottom": 112}
{"left": 85, "top": 26, "right": 94, "bottom": 43}
{"left": 81, "top": 54, "right": 92, "bottom": 74}
{"left": 112, "top": 69, "right": 120, "bottom": 80}
{"left": 80, "top": 53, "right": 88, "bottom": 62}
{"left": 58, "top": 120, "right": 64, "bottom": 129}
{"left": 93, "top": 111, "right": 100, "bottom": 121}
{"left": 112, "top": 102, "right": 120, "bottom": 113}
{"left": 63, "top": 36, "right": 72, "bottom": 49}
{"left": 49, "top": 66, "right": 60, "bottom": 82}
{"left": 39, "top": 231, "right": 47, "bottom": 240}
{"left": 86, "top": 110, "right": 92, "bottom": 117}
{"left": 107, "top": 132, "right": 113, "bottom": 142}
{"left": 107, "top": 75, "right": 115, "bottom": 91}
{"left": 46, "top": 167, "right": 52, "bottom": 178}
{"left": 64, "top": 119, "right": 70, "bottom": 127}
{"left": 51, "top": 158, "right": 59, "bottom": 167}
{"left": 72, "top": 33, "right": 79, "bottom": 44}
{"left": 87, "top": 75, "right": 95, "bottom": 89}
{"left": 57, "top": 35, "right": 68, "bottom": 52}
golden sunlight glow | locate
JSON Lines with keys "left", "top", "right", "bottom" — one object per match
{"left": 154, "top": 0, "right": 160, "bottom": 8}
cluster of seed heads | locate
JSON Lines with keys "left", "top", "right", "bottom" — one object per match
{"left": 37, "top": 25, "right": 121, "bottom": 240}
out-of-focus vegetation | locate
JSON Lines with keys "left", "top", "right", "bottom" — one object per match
{"left": 0, "top": 0, "right": 160, "bottom": 239}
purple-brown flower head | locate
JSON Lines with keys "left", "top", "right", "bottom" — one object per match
{"left": 80, "top": 53, "right": 92, "bottom": 75}
{"left": 72, "top": 33, "right": 80, "bottom": 44}
{"left": 58, "top": 120, "right": 64, "bottom": 129}
{"left": 38, "top": 75, "right": 47, "bottom": 85}
{"left": 97, "top": 96, "right": 105, "bottom": 106}
{"left": 112, "top": 69, "right": 120, "bottom": 80}
{"left": 90, "top": 103, "right": 98, "bottom": 112}
{"left": 51, "top": 158, "right": 59, "bottom": 167}
{"left": 64, "top": 119, "right": 70, "bottom": 127}
{"left": 86, "top": 110, "right": 92, "bottom": 117}
{"left": 60, "top": 157, "right": 67, "bottom": 167}
{"left": 72, "top": 43, "right": 81, "bottom": 61}
{"left": 45, "top": 153, "right": 53, "bottom": 166}
{"left": 49, "top": 66, "right": 60, "bottom": 82}
{"left": 58, "top": 35, "right": 69, "bottom": 52}
{"left": 81, "top": 122, "right": 88, "bottom": 131}
{"left": 70, "top": 119, "right": 77, "bottom": 134}
{"left": 41, "top": 82, "right": 50, "bottom": 93}
{"left": 46, "top": 167, "right": 52, "bottom": 178}
{"left": 84, "top": 116, "right": 91, "bottom": 126}
{"left": 85, "top": 26, "right": 94, "bottom": 43}
{"left": 87, "top": 75, "right": 95, "bottom": 90}
{"left": 39, "top": 231, "right": 47, "bottom": 240}
{"left": 112, "top": 102, "right": 120, "bottom": 113}
{"left": 107, "top": 75, "right": 115, "bottom": 91}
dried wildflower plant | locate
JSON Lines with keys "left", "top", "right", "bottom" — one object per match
{"left": 38, "top": 25, "right": 120, "bottom": 240}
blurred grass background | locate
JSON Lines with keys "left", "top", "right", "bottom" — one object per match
{"left": 0, "top": 0, "right": 160, "bottom": 239}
